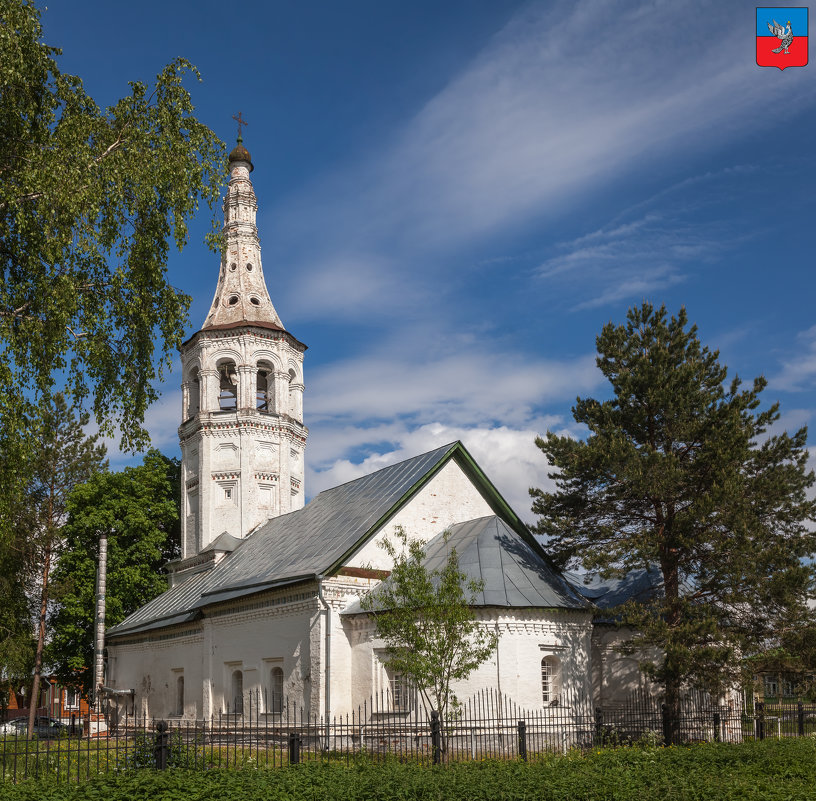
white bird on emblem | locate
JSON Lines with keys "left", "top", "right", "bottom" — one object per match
{"left": 767, "top": 19, "right": 794, "bottom": 54}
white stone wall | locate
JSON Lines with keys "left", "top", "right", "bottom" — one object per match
{"left": 107, "top": 587, "right": 322, "bottom": 720}
{"left": 347, "top": 459, "right": 495, "bottom": 571}
{"left": 179, "top": 329, "right": 307, "bottom": 556}
{"left": 591, "top": 626, "right": 664, "bottom": 705}
{"left": 106, "top": 630, "right": 204, "bottom": 721}
{"left": 338, "top": 608, "right": 593, "bottom": 716}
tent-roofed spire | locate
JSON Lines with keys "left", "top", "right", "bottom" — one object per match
{"left": 201, "top": 136, "right": 284, "bottom": 331}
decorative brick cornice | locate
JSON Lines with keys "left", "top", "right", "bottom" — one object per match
{"left": 212, "top": 471, "right": 240, "bottom": 481}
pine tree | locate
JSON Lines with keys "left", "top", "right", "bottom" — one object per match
{"left": 531, "top": 303, "right": 816, "bottom": 740}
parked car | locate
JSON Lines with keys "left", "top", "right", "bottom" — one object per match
{"left": 0, "top": 717, "right": 71, "bottom": 738}
{"left": 30, "top": 717, "right": 71, "bottom": 738}
{"left": 0, "top": 718, "right": 28, "bottom": 736}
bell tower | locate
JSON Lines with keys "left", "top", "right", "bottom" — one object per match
{"left": 177, "top": 137, "right": 307, "bottom": 561}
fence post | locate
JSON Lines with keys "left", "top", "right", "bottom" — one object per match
{"left": 430, "top": 709, "right": 441, "bottom": 765}
{"left": 517, "top": 719, "right": 527, "bottom": 761}
{"left": 594, "top": 707, "right": 603, "bottom": 746}
{"left": 288, "top": 730, "right": 301, "bottom": 764}
{"left": 755, "top": 701, "right": 765, "bottom": 741}
{"left": 154, "top": 720, "right": 169, "bottom": 770}
{"left": 798, "top": 702, "right": 805, "bottom": 737}
{"left": 713, "top": 711, "right": 721, "bottom": 743}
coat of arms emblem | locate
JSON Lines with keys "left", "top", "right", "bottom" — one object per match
{"left": 757, "top": 7, "right": 809, "bottom": 69}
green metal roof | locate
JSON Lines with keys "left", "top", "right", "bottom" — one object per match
{"left": 343, "top": 515, "right": 590, "bottom": 614}
{"left": 108, "top": 441, "right": 585, "bottom": 638}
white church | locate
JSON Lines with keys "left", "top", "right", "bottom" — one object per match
{"left": 104, "top": 140, "right": 656, "bottom": 722}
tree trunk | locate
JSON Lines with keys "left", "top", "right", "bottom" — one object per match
{"left": 660, "top": 543, "right": 682, "bottom": 745}
{"left": 27, "top": 537, "right": 52, "bottom": 739}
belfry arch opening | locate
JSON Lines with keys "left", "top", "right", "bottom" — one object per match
{"left": 217, "top": 361, "right": 238, "bottom": 411}
{"left": 256, "top": 362, "right": 274, "bottom": 412}
{"left": 187, "top": 368, "right": 200, "bottom": 419}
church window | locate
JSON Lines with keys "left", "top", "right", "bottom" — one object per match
{"left": 217, "top": 362, "right": 238, "bottom": 410}
{"left": 250, "top": 296, "right": 261, "bottom": 306}
{"left": 218, "top": 481, "right": 237, "bottom": 506}
{"left": 231, "top": 670, "right": 244, "bottom": 715}
{"left": 227, "top": 295, "right": 239, "bottom": 306}
{"left": 541, "top": 656, "right": 561, "bottom": 705}
{"left": 176, "top": 675, "right": 184, "bottom": 716}
{"left": 246, "top": 263, "right": 253, "bottom": 271}
{"left": 389, "top": 671, "right": 411, "bottom": 711}
{"left": 229, "top": 262, "right": 237, "bottom": 272}
{"left": 269, "top": 667, "right": 283, "bottom": 715}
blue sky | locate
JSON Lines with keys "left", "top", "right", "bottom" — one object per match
{"left": 41, "top": 1, "right": 815, "bottom": 521}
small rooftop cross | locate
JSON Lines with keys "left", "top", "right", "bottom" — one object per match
{"left": 232, "top": 111, "right": 248, "bottom": 141}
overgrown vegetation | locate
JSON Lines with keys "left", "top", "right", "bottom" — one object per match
{"left": 4, "top": 739, "right": 816, "bottom": 800}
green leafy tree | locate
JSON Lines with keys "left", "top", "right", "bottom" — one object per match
{"left": 0, "top": 0, "right": 225, "bottom": 452}
{"left": 0, "top": 0, "right": 222, "bottom": 690}
{"left": 0, "top": 541, "right": 31, "bottom": 717}
{"left": 531, "top": 303, "right": 816, "bottom": 739}
{"left": 22, "top": 394, "right": 106, "bottom": 736}
{"left": 48, "top": 450, "right": 180, "bottom": 693}
{"left": 361, "top": 527, "right": 497, "bottom": 727}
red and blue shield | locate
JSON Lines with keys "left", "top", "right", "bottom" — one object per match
{"left": 757, "top": 7, "right": 809, "bottom": 69}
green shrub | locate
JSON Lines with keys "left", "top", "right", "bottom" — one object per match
{"left": 3, "top": 738, "right": 816, "bottom": 800}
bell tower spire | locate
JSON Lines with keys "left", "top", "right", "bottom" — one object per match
{"left": 175, "top": 132, "right": 308, "bottom": 569}
{"left": 202, "top": 132, "right": 284, "bottom": 331}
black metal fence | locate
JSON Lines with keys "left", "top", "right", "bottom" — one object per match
{"left": 3, "top": 689, "right": 816, "bottom": 783}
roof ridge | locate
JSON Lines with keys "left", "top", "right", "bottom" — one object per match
{"left": 310, "top": 441, "right": 460, "bottom": 497}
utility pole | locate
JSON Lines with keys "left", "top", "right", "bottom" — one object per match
{"left": 92, "top": 530, "right": 107, "bottom": 707}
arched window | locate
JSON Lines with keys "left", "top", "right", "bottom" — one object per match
{"left": 256, "top": 363, "right": 273, "bottom": 412}
{"left": 231, "top": 669, "right": 243, "bottom": 714}
{"left": 218, "top": 361, "right": 238, "bottom": 411}
{"left": 176, "top": 675, "right": 184, "bottom": 717}
{"left": 269, "top": 667, "right": 283, "bottom": 715}
{"left": 187, "top": 368, "right": 200, "bottom": 418}
{"left": 541, "top": 656, "right": 561, "bottom": 705}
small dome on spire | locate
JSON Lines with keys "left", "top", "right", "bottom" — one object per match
{"left": 228, "top": 137, "right": 253, "bottom": 172}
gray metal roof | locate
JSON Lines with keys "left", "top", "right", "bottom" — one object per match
{"left": 343, "top": 515, "right": 590, "bottom": 613}
{"left": 107, "top": 569, "right": 212, "bottom": 637}
{"left": 565, "top": 566, "right": 664, "bottom": 609}
{"left": 109, "top": 442, "right": 458, "bottom": 637}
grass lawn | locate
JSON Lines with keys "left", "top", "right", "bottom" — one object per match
{"left": 3, "top": 737, "right": 815, "bottom": 800}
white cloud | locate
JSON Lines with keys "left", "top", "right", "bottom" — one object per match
{"left": 535, "top": 165, "right": 765, "bottom": 311}
{"left": 306, "top": 420, "right": 575, "bottom": 524}
{"left": 271, "top": 0, "right": 815, "bottom": 321}
{"left": 771, "top": 325, "right": 816, "bottom": 392}
{"left": 571, "top": 265, "right": 686, "bottom": 311}
{"left": 307, "top": 346, "right": 599, "bottom": 428}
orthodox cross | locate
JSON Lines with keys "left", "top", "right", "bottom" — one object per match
{"left": 233, "top": 111, "right": 249, "bottom": 140}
